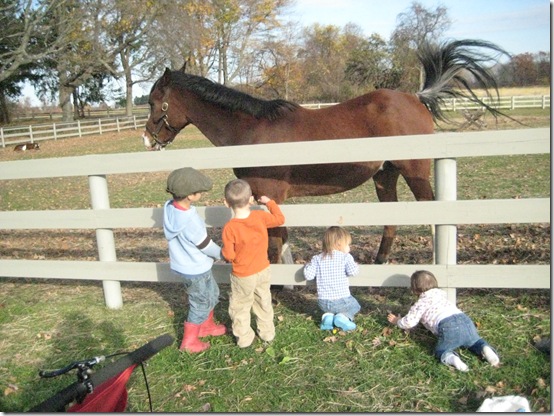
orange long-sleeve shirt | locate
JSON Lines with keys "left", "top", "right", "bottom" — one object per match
{"left": 221, "top": 200, "right": 285, "bottom": 277}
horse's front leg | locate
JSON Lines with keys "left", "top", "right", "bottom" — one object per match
{"left": 268, "top": 226, "right": 288, "bottom": 264}
{"left": 268, "top": 227, "right": 290, "bottom": 295}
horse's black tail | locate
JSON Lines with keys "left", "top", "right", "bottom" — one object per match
{"left": 416, "top": 39, "right": 511, "bottom": 124}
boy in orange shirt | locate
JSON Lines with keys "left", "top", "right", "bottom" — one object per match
{"left": 221, "top": 179, "right": 285, "bottom": 348}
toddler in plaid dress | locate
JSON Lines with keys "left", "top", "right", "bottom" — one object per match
{"left": 303, "top": 226, "right": 360, "bottom": 331}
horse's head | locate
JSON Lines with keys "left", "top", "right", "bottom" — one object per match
{"left": 143, "top": 68, "right": 190, "bottom": 151}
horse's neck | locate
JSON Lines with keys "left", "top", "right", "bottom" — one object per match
{"left": 189, "top": 100, "right": 247, "bottom": 147}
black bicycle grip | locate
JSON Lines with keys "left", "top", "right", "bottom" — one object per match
{"left": 29, "top": 333, "right": 174, "bottom": 412}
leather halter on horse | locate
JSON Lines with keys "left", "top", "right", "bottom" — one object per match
{"left": 145, "top": 102, "right": 182, "bottom": 148}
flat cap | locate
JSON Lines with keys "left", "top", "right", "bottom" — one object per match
{"left": 166, "top": 167, "right": 213, "bottom": 197}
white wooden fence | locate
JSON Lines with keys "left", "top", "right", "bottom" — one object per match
{"left": 0, "top": 128, "right": 550, "bottom": 309}
{"left": 0, "top": 115, "right": 148, "bottom": 148}
{"left": 302, "top": 95, "right": 550, "bottom": 110}
{"left": 1, "top": 95, "right": 550, "bottom": 148}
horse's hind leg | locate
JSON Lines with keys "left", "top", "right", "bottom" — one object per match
{"left": 398, "top": 159, "right": 435, "bottom": 261}
{"left": 398, "top": 159, "right": 434, "bottom": 202}
{"left": 372, "top": 163, "right": 401, "bottom": 264}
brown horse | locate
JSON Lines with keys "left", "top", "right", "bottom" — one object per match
{"left": 143, "top": 39, "right": 508, "bottom": 264}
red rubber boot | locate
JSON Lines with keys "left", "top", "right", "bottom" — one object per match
{"left": 199, "top": 310, "right": 226, "bottom": 337}
{"left": 179, "top": 322, "right": 210, "bottom": 353}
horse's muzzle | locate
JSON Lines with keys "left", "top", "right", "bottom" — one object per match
{"left": 142, "top": 132, "right": 163, "bottom": 151}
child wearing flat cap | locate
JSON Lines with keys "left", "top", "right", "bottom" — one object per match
{"left": 164, "top": 167, "right": 226, "bottom": 353}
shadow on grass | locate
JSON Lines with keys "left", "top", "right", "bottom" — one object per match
{"left": 24, "top": 309, "right": 128, "bottom": 411}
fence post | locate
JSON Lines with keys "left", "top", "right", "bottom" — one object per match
{"left": 89, "top": 174, "right": 123, "bottom": 309}
{"left": 434, "top": 158, "right": 457, "bottom": 304}
{"left": 98, "top": 119, "right": 103, "bottom": 135}
{"left": 1, "top": 127, "right": 4, "bottom": 148}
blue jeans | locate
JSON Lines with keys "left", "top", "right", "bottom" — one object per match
{"left": 318, "top": 296, "right": 361, "bottom": 320}
{"left": 435, "top": 313, "right": 494, "bottom": 364}
{"left": 173, "top": 269, "right": 220, "bottom": 325}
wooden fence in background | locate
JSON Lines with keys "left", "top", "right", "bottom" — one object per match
{"left": 0, "top": 128, "right": 549, "bottom": 308}
{"left": 1, "top": 95, "right": 550, "bottom": 148}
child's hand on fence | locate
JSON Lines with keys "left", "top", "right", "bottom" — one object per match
{"left": 258, "top": 196, "right": 271, "bottom": 205}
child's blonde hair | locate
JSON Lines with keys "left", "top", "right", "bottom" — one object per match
{"left": 322, "top": 226, "right": 351, "bottom": 257}
{"left": 410, "top": 270, "right": 438, "bottom": 295}
{"left": 224, "top": 179, "right": 252, "bottom": 209}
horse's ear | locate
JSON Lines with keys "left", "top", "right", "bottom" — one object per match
{"left": 180, "top": 61, "right": 187, "bottom": 73}
{"left": 159, "top": 68, "right": 172, "bottom": 88}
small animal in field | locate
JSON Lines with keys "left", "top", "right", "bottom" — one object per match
{"left": 14, "top": 142, "right": 40, "bottom": 151}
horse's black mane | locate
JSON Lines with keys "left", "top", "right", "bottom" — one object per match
{"left": 168, "top": 71, "right": 299, "bottom": 121}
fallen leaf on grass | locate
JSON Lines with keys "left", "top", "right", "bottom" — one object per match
{"left": 323, "top": 336, "right": 338, "bottom": 343}
{"left": 382, "top": 327, "right": 393, "bottom": 337}
{"left": 372, "top": 337, "right": 382, "bottom": 347}
{"left": 4, "top": 384, "right": 18, "bottom": 396}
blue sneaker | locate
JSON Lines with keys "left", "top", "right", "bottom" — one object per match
{"left": 320, "top": 313, "right": 334, "bottom": 330}
{"left": 334, "top": 313, "right": 356, "bottom": 331}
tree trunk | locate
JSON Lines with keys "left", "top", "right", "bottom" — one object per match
{"left": 0, "top": 89, "right": 11, "bottom": 124}
{"left": 121, "top": 50, "right": 134, "bottom": 117}
{"left": 58, "top": 70, "right": 73, "bottom": 122}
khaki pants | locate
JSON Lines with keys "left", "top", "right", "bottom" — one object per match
{"left": 228, "top": 266, "right": 275, "bottom": 348}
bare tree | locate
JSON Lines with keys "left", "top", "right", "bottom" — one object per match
{"left": 390, "top": 1, "right": 451, "bottom": 91}
{"left": 0, "top": 0, "right": 76, "bottom": 84}
{"left": 256, "top": 21, "right": 302, "bottom": 100}
{"left": 42, "top": 0, "right": 162, "bottom": 121}
{"left": 392, "top": 1, "right": 450, "bottom": 49}
{"left": 106, "top": 0, "right": 163, "bottom": 115}
{"left": 149, "top": 0, "right": 293, "bottom": 85}
{"left": 297, "top": 23, "right": 367, "bottom": 102}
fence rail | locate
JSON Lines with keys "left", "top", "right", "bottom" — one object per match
{"left": 1, "top": 95, "right": 550, "bottom": 148}
{"left": 0, "top": 115, "right": 148, "bottom": 148}
{"left": 0, "top": 128, "right": 550, "bottom": 309}
{"left": 302, "top": 95, "right": 551, "bottom": 110}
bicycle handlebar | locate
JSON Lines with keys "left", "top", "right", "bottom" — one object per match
{"left": 29, "top": 333, "right": 174, "bottom": 412}
{"left": 39, "top": 356, "right": 105, "bottom": 378}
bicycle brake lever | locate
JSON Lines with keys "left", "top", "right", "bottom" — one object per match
{"left": 39, "top": 356, "right": 105, "bottom": 378}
